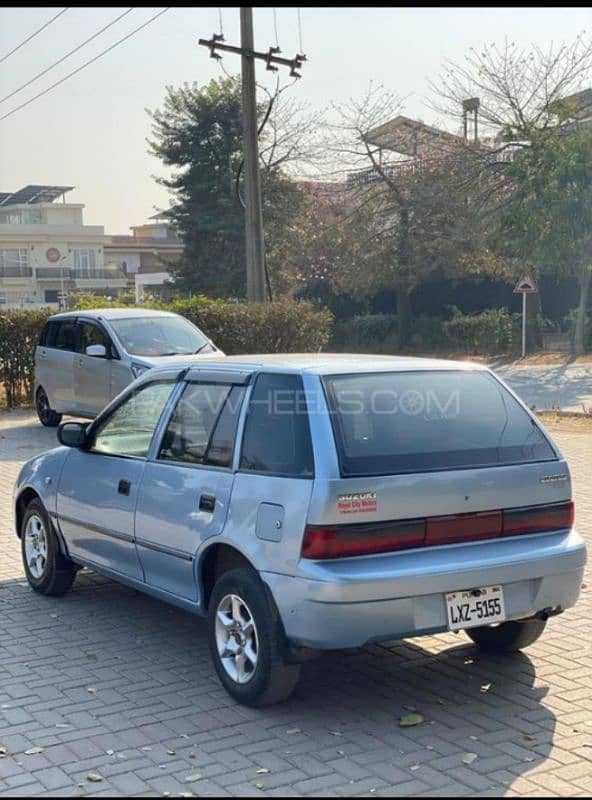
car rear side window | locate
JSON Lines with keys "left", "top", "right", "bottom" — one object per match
{"left": 323, "top": 370, "right": 556, "bottom": 477}
{"left": 240, "top": 373, "right": 314, "bottom": 478}
{"left": 159, "top": 383, "right": 244, "bottom": 467}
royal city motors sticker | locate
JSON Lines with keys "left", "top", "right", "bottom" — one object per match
{"left": 337, "top": 491, "right": 377, "bottom": 514}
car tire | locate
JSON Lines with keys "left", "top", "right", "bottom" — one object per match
{"left": 21, "top": 498, "right": 77, "bottom": 596}
{"left": 207, "top": 568, "right": 301, "bottom": 707}
{"left": 36, "top": 388, "right": 62, "bottom": 427}
{"left": 465, "top": 618, "right": 547, "bottom": 653}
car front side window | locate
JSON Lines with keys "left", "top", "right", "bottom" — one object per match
{"left": 91, "top": 381, "right": 174, "bottom": 458}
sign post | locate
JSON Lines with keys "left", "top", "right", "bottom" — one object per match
{"left": 513, "top": 274, "right": 538, "bottom": 358}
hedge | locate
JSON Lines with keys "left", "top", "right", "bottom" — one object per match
{"left": 443, "top": 308, "right": 521, "bottom": 355}
{"left": 0, "top": 297, "right": 333, "bottom": 409}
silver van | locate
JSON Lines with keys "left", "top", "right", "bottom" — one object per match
{"left": 34, "top": 308, "right": 222, "bottom": 424}
{"left": 15, "top": 354, "right": 586, "bottom": 707}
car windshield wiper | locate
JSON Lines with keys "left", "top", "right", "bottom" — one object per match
{"left": 194, "top": 342, "right": 212, "bottom": 354}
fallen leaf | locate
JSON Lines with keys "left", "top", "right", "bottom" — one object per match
{"left": 399, "top": 713, "right": 424, "bottom": 728}
{"left": 24, "top": 747, "right": 44, "bottom": 755}
{"left": 87, "top": 773, "right": 103, "bottom": 782}
{"left": 106, "top": 749, "right": 114, "bottom": 756}
{"left": 0, "top": 746, "right": 7, "bottom": 758}
{"left": 141, "top": 746, "right": 152, "bottom": 752}
{"left": 329, "top": 731, "right": 343, "bottom": 737}
{"left": 470, "top": 735, "right": 478, "bottom": 741}
{"left": 286, "top": 728, "right": 301, "bottom": 735}
{"left": 480, "top": 683, "right": 492, "bottom": 693}
{"left": 462, "top": 753, "right": 478, "bottom": 765}
{"left": 256, "top": 768, "right": 270, "bottom": 774}
{"left": 523, "top": 734, "right": 536, "bottom": 742}
{"left": 167, "top": 749, "right": 176, "bottom": 756}
{"left": 55, "top": 724, "right": 69, "bottom": 729}
{"left": 410, "top": 764, "right": 420, "bottom": 771}
{"left": 87, "top": 687, "right": 97, "bottom": 694}
{"left": 255, "top": 783, "right": 264, "bottom": 790}
{"left": 426, "top": 745, "right": 435, "bottom": 751}
{"left": 184, "top": 773, "right": 202, "bottom": 783}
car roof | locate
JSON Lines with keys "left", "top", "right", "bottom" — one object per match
{"left": 171, "top": 353, "right": 488, "bottom": 377}
{"left": 48, "top": 308, "right": 180, "bottom": 321}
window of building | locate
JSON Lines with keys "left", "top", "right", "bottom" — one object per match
{"left": 44, "top": 290, "right": 59, "bottom": 303}
{"left": 73, "top": 249, "right": 96, "bottom": 274}
{"left": 0, "top": 248, "right": 29, "bottom": 269}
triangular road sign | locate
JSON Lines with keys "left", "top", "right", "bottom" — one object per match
{"left": 513, "top": 273, "right": 538, "bottom": 293}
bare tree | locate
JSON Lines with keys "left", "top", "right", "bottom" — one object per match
{"left": 324, "top": 84, "right": 498, "bottom": 344}
{"left": 430, "top": 35, "right": 592, "bottom": 353}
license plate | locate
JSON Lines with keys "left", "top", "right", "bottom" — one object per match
{"left": 445, "top": 585, "right": 505, "bottom": 631}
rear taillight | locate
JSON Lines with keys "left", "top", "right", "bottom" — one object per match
{"left": 502, "top": 500, "right": 574, "bottom": 536}
{"left": 302, "top": 501, "right": 574, "bottom": 559}
{"left": 426, "top": 511, "right": 502, "bottom": 546}
{"left": 301, "top": 519, "right": 425, "bottom": 560}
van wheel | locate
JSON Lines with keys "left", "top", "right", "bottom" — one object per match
{"left": 466, "top": 618, "right": 547, "bottom": 653}
{"left": 21, "top": 499, "right": 77, "bottom": 596}
{"left": 36, "top": 388, "right": 62, "bottom": 427}
{"left": 208, "top": 568, "right": 301, "bottom": 707}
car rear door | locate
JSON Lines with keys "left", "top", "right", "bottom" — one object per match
{"left": 56, "top": 379, "right": 176, "bottom": 579}
{"left": 134, "top": 372, "right": 248, "bottom": 601}
{"left": 37, "top": 318, "right": 77, "bottom": 412}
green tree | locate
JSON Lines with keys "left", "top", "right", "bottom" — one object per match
{"left": 148, "top": 77, "right": 246, "bottom": 297}
{"left": 148, "top": 76, "right": 319, "bottom": 300}
{"left": 501, "top": 125, "right": 592, "bottom": 354}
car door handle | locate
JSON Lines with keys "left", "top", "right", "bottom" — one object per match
{"left": 118, "top": 479, "right": 131, "bottom": 496}
{"left": 199, "top": 494, "right": 216, "bottom": 512}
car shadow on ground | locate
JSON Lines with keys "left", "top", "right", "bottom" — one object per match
{"left": 0, "top": 569, "right": 555, "bottom": 795}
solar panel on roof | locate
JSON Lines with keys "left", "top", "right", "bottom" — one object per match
{"left": 0, "top": 185, "right": 73, "bottom": 205}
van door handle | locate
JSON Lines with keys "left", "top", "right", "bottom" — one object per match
{"left": 199, "top": 494, "right": 216, "bottom": 512}
{"left": 118, "top": 480, "right": 131, "bottom": 496}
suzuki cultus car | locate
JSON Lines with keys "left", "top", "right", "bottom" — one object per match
{"left": 14, "top": 355, "right": 586, "bottom": 706}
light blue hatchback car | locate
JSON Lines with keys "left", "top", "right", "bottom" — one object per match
{"left": 13, "top": 354, "right": 587, "bottom": 706}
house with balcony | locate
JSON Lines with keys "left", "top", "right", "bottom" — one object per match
{"left": 103, "top": 211, "right": 183, "bottom": 302}
{"left": 0, "top": 185, "right": 126, "bottom": 308}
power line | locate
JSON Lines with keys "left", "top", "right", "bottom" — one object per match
{"left": 0, "top": 8, "right": 170, "bottom": 123}
{"left": 0, "top": 8, "right": 134, "bottom": 106}
{"left": 0, "top": 8, "right": 70, "bottom": 64}
{"left": 273, "top": 8, "right": 279, "bottom": 50}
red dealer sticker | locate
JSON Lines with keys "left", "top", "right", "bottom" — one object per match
{"left": 337, "top": 491, "right": 377, "bottom": 514}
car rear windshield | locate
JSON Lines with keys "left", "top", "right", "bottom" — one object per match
{"left": 322, "top": 370, "right": 556, "bottom": 477}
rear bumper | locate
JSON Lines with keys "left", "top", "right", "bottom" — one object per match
{"left": 263, "top": 529, "right": 587, "bottom": 649}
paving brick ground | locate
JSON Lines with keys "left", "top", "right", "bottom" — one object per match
{"left": 0, "top": 410, "right": 590, "bottom": 798}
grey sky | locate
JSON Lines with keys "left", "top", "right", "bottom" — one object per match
{"left": 1, "top": 6, "right": 591, "bottom": 232}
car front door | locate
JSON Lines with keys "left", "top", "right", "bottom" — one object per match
{"left": 134, "top": 376, "right": 247, "bottom": 601}
{"left": 74, "top": 319, "right": 114, "bottom": 416}
{"left": 56, "top": 379, "right": 176, "bottom": 580}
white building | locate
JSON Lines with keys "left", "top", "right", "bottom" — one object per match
{"left": 0, "top": 185, "right": 126, "bottom": 308}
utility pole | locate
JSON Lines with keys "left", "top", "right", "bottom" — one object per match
{"left": 240, "top": 7, "right": 266, "bottom": 302}
{"left": 199, "top": 9, "right": 306, "bottom": 303}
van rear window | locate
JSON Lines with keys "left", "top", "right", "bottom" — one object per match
{"left": 322, "top": 370, "right": 556, "bottom": 477}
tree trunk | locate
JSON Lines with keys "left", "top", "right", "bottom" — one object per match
{"left": 396, "top": 208, "right": 412, "bottom": 348}
{"left": 396, "top": 285, "right": 412, "bottom": 348}
{"left": 573, "top": 267, "right": 591, "bottom": 355}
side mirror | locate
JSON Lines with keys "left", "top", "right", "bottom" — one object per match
{"left": 86, "top": 344, "right": 107, "bottom": 358}
{"left": 58, "top": 421, "right": 88, "bottom": 448}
